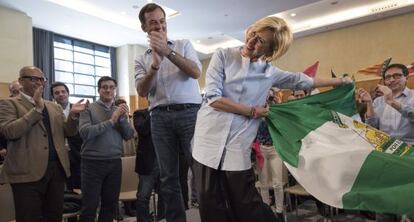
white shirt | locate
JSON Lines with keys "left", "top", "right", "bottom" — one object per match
{"left": 62, "top": 103, "right": 70, "bottom": 118}
{"left": 134, "top": 39, "right": 202, "bottom": 110}
{"left": 366, "top": 87, "right": 414, "bottom": 145}
{"left": 192, "top": 47, "right": 314, "bottom": 171}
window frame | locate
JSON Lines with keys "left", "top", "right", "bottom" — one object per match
{"left": 53, "top": 35, "right": 113, "bottom": 102}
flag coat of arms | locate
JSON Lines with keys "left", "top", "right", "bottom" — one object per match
{"left": 267, "top": 84, "right": 414, "bottom": 215}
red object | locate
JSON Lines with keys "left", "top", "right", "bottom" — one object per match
{"left": 408, "top": 63, "right": 414, "bottom": 75}
{"left": 252, "top": 140, "right": 264, "bottom": 170}
{"left": 303, "top": 61, "right": 319, "bottom": 77}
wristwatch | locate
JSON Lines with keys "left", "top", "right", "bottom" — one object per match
{"left": 167, "top": 50, "right": 176, "bottom": 60}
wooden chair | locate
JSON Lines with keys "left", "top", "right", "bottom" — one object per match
{"left": 116, "top": 155, "right": 139, "bottom": 221}
{"left": 284, "top": 183, "right": 336, "bottom": 222}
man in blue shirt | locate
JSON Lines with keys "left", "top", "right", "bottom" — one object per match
{"left": 134, "top": 3, "right": 202, "bottom": 222}
{"left": 358, "top": 63, "right": 414, "bottom": 222}
{"left": 358, "top": 63, "right": 414, "bottom": 145}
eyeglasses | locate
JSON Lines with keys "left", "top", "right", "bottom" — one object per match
{"left": 384, "top": 73, "right": 404, "bottom": 81}
{"left": 20, "top": 76, "right": 47, "bottom": 83}
{"left": 100, "top": 85, "right": 116, "bottom": 90}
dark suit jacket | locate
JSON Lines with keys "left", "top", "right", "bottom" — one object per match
{"left": 133, "top": 109, "right": 155, "bottom": 175}
{"left": 0, "top": 95, "right": 78, "bottom": 184}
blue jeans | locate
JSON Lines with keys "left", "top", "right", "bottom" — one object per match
{"left": 151, "top": 106, "right": 199, "bottom": 222}
{"left": 136, "top": 160, "right": 164, "bottom": 222}
{"left": 80, "top": 158, "right": 121, "bottom": 222}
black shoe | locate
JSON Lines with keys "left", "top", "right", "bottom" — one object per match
{"left": 276, "top": 213, "right": 285, "bottom": 222}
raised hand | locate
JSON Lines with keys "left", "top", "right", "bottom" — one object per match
{"left": 110, "top": 106, "right": 125, "bottom": 124}
{"left": 69, "top": 99, "right": 89, "bottom": 119}
{"left": 33, "top": 85, "right": 45, "bottom": 112}
{"left": 376, "top": 85, "right": 392, "bottom": 104}
{"left": 118, "top": 103, "right": 130, "bottom": 117}
{"left": 148, "top": 30, "right": 170, "bottom": 56}
{"left": 357, "top": 88, "right": 372, "bottom": 103}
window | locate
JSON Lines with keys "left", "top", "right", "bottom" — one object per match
{"left": 53, "top": 35, "right": 112, "bottom": 102}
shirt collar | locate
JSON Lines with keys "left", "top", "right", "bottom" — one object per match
{"left": 401, "top": 87, "right": 410, "bottom": 97}
{"left": 145, "top": 39, "right": 174, "bottom": 54}
{"left": 20, "top": 91, "right": 35, "bottom": 105}
{"left": 96, "top": 99, "right": 114, "bottom": 109}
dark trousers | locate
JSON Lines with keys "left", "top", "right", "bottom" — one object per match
{"left": 67, "top": 149, "right": 81, "bottom": 190}
{"left": 136, "top": 160, "right": 164, "bottom": 222}
{"left": 151, "top": 106, "right": 199, "bottom": 222}
{"left": 193, "top": 159, "right": 277, "bottom": 222}
{"left": 80, "top": 158, "right": 121, "bottom": 222}
{"left": 11, "top": 161, "right": 66, "bottom": 222}
{"left": 179, "top": 150, "right": 190, "bottom": 209}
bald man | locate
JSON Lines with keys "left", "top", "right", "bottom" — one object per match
{"left": 8, "top": 80, "right": 22, "bottom": 97}
{"left": 0, "top": 66, "right": 88, "bottom": 222}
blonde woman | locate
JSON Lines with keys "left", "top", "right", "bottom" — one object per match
{"left": 192, "top": 16, "right": 351, "bottom": 222}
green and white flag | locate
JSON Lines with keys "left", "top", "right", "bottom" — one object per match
{"left": 267, "top": 84, "right": 414, "bottom": 215}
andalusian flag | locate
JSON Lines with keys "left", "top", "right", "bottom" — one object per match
{"left": 267, "top": 84, "right": 414, "bottom": 215}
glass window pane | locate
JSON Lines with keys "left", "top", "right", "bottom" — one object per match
{"left": 96, "top": 67, "right": 110, "bottom": 76}
{"left": 74, "top": 63, "right": 94, "bottom": 75}
{"left": 95, "top": 57, "right": 110, "bottom": 67}
{"left": 54, "top": 41, "right": 73, "bottom": 50}
{"left": 66, "top": 84, "right": 74, "bottom": 94}
{"left": 55, "top": 60, "right": 73, "bottom": 72}
{"left": 74, "top": 85, "right": 95, "bottom": 96}
{"left": 74, "top": 74, "right": 95, "bottom": 85}
{"left": 95, "top": 50, "right": 110, "bottom": 58}
{"left": 54, "top": 36, "right": 112, "bottom": 101}
{"left": 54, "top": 48, "right": 73, "bottom": 61}
{"left": 55, "top": 71, "right": 73, "bottom": 83}
{"left": 74, "top": 52, "right": 94, "bottom": 64}
{"left": 74, "top": 46, "right": 93, "bottom": 54}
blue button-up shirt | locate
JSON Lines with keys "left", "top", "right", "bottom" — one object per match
{"left": 134, "top": 39, "right": 202, "bottom": 110}
{"left": 366, "top": 87, "right": 414, "bottom": 145}
{"left": 192, "top": 47, "right": 314, "bottom": 171}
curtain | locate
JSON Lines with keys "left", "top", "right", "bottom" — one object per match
{"left": 110, "top": 47, "right": 117, "bottom": 79}
{"left": 33, "top": 28, "right": 54, "bottom": 100}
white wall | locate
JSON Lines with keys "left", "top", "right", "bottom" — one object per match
{"left": 0, "top": 7, "right": 33, "bottom": 83}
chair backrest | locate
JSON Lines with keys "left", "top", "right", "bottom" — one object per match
{"left": 0, "top": 167, "right": 15, "bottom": 222}
{"left": 120, "top": 156, "right": 139, "bottom": 192}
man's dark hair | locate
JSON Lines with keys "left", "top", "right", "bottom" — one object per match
{"left": 50, "top": 81, "right": 69, "bottom": 96}
{"left": 97, "top": 76, "right": 117, "bottom": 89}
{"left": 383, "top": 63, "right": 409, "bottom": 78}
{"left": 114, "top": 98, "right": 127, "bottom": 106}
{"left": 138, "top": 3, "right": 166, "bottom": 25}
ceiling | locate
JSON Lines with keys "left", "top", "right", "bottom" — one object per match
{"left": 1, "top": 0, "right": 414, "bottom": 59}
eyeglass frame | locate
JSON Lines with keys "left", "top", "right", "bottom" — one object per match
{"left": 19, "top": 76, "right": 48, "bottom": 83}
{"left": 384, "top": 73, "right": 405, "bottom": 81}
{"left": 99, "top": 85, "right": 117, "bottom": 91}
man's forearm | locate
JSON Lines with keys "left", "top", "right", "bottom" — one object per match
{"left": 136, "top": 67, "right": 157, "bottom": 97}
{"left": 365, "top": 101, "right": 375, "bottom": 118}
{"left": 167, "top": 51, "right": 201, "bottom": 79}
{"left": 386, "top": 99, "right": 402, "bottom": 112}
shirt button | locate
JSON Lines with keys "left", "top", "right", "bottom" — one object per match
{"left": 44, "top": 146, "right": 48, "bottom": 150}
{"left": 43, "top": 134, "right": 47, "bottom": 137}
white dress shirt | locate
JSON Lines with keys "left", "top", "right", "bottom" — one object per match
{"left": 192, "top": 47, "right": 314, "bottom": 171}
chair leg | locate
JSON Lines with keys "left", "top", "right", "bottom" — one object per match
{"left": 294, "top": 195, "right": 299, "bottom": 219}
{"left": 116, "top": 201, "right": 121, "bottom": 222}
{"left": 152, "top": 191, "right": 157, "bottom": 221}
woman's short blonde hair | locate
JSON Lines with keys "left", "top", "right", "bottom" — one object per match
{"left": 248, "top": 16, "right": 293, "bottom": 62}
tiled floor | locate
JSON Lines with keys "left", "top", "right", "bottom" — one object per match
{"left": 119, "top": 200, "right": 374, "bottom": 222}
